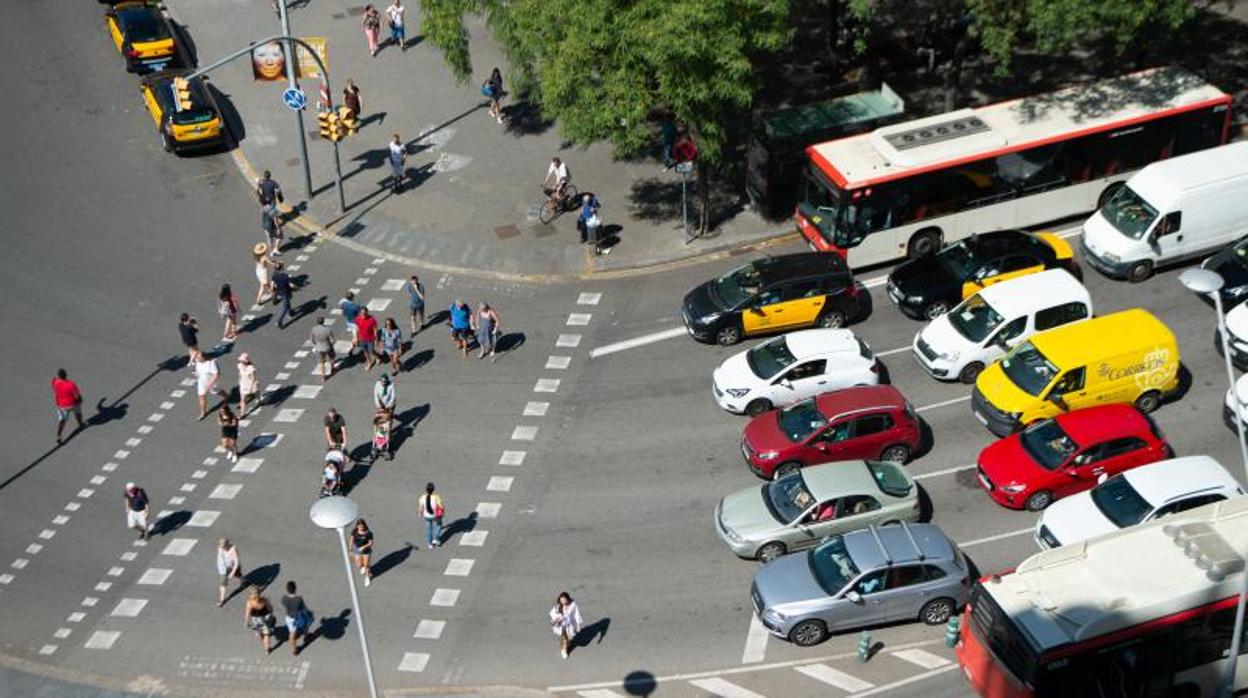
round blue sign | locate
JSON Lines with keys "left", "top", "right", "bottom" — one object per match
{"left": 282, "top": 88, "right": 307, "bottom": 111}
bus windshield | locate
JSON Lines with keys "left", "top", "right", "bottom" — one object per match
{"left": 1000, "top": 341, "right": 1058, "bottom": 397}
{"left": 1100, "top": 186, "right": 1158, "bottom": 240}
{"left": 797, "top": 168, "right": 843, "bottom": 244}
{"left": 948, "top": 294, "right": 1003, "bottom": 343}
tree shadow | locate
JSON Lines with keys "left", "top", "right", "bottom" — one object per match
{"left": 439, "top": 512, "right": 478, "bottom": 545}
{"left": 572, "top": 617, "right": 611, "bottom": 650}
{"left": 628, "top": 178, "right": 684, "bottom": 223}
{"left": 371, "top": 543, "right": 414, "bottom": 579}
{"left": 502, "top": 100, "right": 555, "bottom": 136}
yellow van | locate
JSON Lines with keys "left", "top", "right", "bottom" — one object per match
{"left": 970, "top": 309, "right": 1179, "bottom": 436}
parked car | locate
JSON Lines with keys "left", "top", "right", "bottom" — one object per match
{"left": 1199, "top": 237, "right": 1248, "bottom": 310}
{"left": 913, "top": 268, "right": 1091, "bottom": 384}
{"left": 139, "top": 70, "right": 226, "bottom": 153}
{"left": 751, "top": 522, "right": 971, "bottom": 647}
{"left": 682, "top": 253, "right": 866, "bottom": 346}
{"left": 1035, "top": 455, "right": 1242, "bottom": 549}
{"left": 976, "top": 404, "right": 1172, "bottom": 511}
{"left": 712, "top": 329, "right": 879, "bottom": 416}
{"left": 741, "top": 386, "right": 920, "bottom": 479}
{"left": 1216, "top": 301, "right": 1248, "bottom": 370}
{"left": 886, "top": 229, "right": 1078, "bottom": 321}
{"left": 105, "top": 1, "right": 178, "bottom": 74}
{"left": 1222, "top": 373, "right": 1248, "bottom": 434}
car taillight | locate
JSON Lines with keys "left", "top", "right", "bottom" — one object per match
{"left": 847, "top": 282, "right": 860, "bottom": 298}
{"left": 124, "top": 46, "right": 140, "bottom": 57}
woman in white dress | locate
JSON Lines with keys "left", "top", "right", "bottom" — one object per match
{"left": 253, "top": 243, "right": 273, "bottom": 305}
{"left": 549, "top": 591, "right": 583, "bottom": 659}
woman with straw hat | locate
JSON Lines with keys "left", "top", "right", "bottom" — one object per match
{"left": 253, "top": 243, "right": 274, "bottom": 306}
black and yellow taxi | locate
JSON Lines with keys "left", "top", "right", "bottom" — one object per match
{"left": 682, "top": 253, "right": 866, "bottom": 345}
{"left": 105, "top": 1, "right": 177, "bottom": 74}
{"left": 139, "top": 70, "right": 226, "bottom": 153}
{"left": 886, "top": 229, "right": 1078, "bottom": 321}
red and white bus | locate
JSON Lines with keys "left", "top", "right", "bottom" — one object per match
{"left": 796, "top": 66, "right": 1232, "bottom": 268}
{"left": 957, "top": 496, "right": 1248, "bottom": 698}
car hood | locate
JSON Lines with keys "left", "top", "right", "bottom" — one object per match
{"left": 1205, "top": 250, "right": 1248, "bottom": 294}
{"left": 889, "top": 256, "right": 958, "bottom": 299}
{"left": 917, "top": 312, "right": 977, "bottom": 355}
{"left": 684, "top": 282, "right": 724, "bottom": 319}
{"left": 743, "top": 411, "right": 795, "bottom": 454}
{"left": 1227, "top": 374, "right": 1248, "bottom": 411}
{"left": 1038, "top": 490, "right": 1118, "bottom": 547}
{"left": 715, "top": 350, "right": 759, "bottom": 392}
{"left": 975, "top": 363, "right": 1038, "bottom": 414}
{"left": 978, "top": 435, "right": 1048, "bottom": 488}
{"left": 753, "top": 549, "right": 829, "bottom": 607}
{"left": 1227, "top": 304, "right": 1248, "bottom": 343}
{"left": 720, "top": 486, "right": 783, "bottom": 539}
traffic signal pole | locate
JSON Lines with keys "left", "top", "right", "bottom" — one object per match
{"left": 277, "top": 0, "right": 313, "bottom": 203}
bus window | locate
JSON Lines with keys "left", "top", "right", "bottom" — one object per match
{"left": 1173, "top": 107, "right": 1228, "bottom": 156}
{"left": 997, "top": 144, "right": 1067, "bottom": 194}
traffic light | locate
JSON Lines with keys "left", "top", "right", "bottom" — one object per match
{"left": 337, "top": 106, "right": 358, "bottom": 137}
{"left": 172, "top": 76, "right": 193, "bottom": 111}
{"left": 317, "top": 110, "right": 341, "bottom": 141}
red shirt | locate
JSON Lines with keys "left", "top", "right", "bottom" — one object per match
{"left": 52, "top": 378, "right": 81, "bottom": 408}
{"left": 355, "top": 314, "right": 379, "bottom": 343}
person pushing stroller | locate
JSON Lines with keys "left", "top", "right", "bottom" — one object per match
{"left": 371, "top": 374, "right": 396, "bottom": 461}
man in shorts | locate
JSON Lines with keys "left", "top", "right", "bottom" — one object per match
{"left": 281, "top": 580, "right": 311, "bottom": 656}
{"left": 339, "top": 291, "right": 362, "bottom": 354}
{"left": 355, "top": 307, "right": 380, "bottom": 371}
{"left": 51, "top": 368, "right": 84, "bottom": 443}
{"left": 194, "top": 350, "right": 230, "bottom": 420}
{"left": 124, "top": 482, "right": 150, "bottom": 540}
{"left": 256, "top": 170, "right": 285, "bottom": 256}
{"left": 324, "top": 408, "right": 348, "bottom": 451}
{"left": 309, "top": 317, "right": 337, "bottom": 381}
{"left": 403, "top": 274, "right": 426, "bottom": 334}
{"left": 449, "top": 299, "right": 473, "bottom": 358}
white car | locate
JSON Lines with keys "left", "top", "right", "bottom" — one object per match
{"left": 1035, "top": 455, "right": 1242, "bottom": 549}
{"left": 711, "top": 329, "right": 880, "bottom": 416}
{"left": 912, "top": 269, "right": 1091, "bottom": 384}
{"left": 1223, "top": 373, "right": 1248, "bottom": 433}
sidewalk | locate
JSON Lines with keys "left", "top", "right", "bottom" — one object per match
{"left": 169, "top": 1, "right": 790, "bottom": 278}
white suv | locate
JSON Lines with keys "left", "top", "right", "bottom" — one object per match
{"left": 712, "top": 329, "right": 879, "bottom": 416}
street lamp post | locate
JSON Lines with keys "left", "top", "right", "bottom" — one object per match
{"left": 309, "top": 496, "right": 378, "bottom": 698}
{"left": 1179, "top": 268, "right": 1248, "bottom": 698}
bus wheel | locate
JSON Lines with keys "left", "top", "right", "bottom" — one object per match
{"left": 1097, "top": 182, "right": 1125, "bottom": 209}
{"left": 907, "top": 230, "right": 942, "bottom": 259}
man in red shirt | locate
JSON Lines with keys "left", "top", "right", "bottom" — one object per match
{"left": 52, "top": 368, "right": 84, "bottom": 443}
{"left": 354, "top": 308, "right": 380, "bottom": 371}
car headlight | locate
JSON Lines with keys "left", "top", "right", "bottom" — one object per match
{"left": 906, "top": 294, "right": 924, "bottom": 303}
{"left": 725, "top": 388, "right": 750, "bottom": 398}
{"left": 1001, "top": 483, "right": 1026, "bottom": 494}
{"left": 722, "top": 523, "right": 743, "bottom": 543}
{"left": 698, "top": 313, "right": 719, "bottom": 324}
{"left": 1099, "top": 250, "right": 1120, "bottom": 264}
{"left": 1227, "top": 286, "right": 1248, "bottom": 298}
{"left": 763, "top": 608, "right": 788, "bottom": 624}
{"left": 757, "top": 450, "right": 779, "bottom": 461}
{"left": 939, "top": 349, "right": 960, "bottom": 362}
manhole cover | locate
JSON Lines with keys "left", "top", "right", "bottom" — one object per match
{"left": 494, "top": 224, "right": 520, "bottom": 240}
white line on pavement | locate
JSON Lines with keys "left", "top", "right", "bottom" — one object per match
{"left": 688, "top": 677, "right": 767, "bottom": 698}
{"left": 874, "top": 346, "right": 911, "bottom": 357}
{"left": 914, "top": 463, "right": 975, "bottom": 480}
{"left": 915, "top": 395, "right": 971, "bottom": 412}
{"left": 850, "top": 664, "right": 959, "bottom": 697}
{"left": 795, "top": 663, "right": 874, "bottom": 691}
{"left": 741, "top": 613, "right": 768, "bottom": 664}
{"left": 590, "top": 327, "right": 687, "bottom": 358}
{"left": 958, "top": 527, "right": 1033, "bottom": 548}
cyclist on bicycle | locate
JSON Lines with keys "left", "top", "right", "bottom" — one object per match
{"left": 543, "top": 157, "right": 570, "bottom": 207}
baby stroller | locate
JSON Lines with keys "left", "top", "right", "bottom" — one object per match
{"left": 370, "top": 408, "right": 393, "bottom": 462}
{"left": 319, "top": 461, "right": 343, "bottom": 498}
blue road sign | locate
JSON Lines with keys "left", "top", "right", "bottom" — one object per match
{"left": 282, "top": 88, "right": 307, "bottom": 111}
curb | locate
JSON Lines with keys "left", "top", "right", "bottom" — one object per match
{"left": 228, "top": 150, "right": 799, "bottom": 283}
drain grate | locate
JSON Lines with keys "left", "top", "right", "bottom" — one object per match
{"left": 494, "top": 224, "right": 520, "bottom": 240}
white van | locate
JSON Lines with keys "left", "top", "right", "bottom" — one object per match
{"left": 911, "top": 269, "right": 1091, "bottom": 383}
{"left": 1081, "top": 141, "right": 1248, "bottom": 282}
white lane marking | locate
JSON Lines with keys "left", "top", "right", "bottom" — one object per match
{"left": 459, "top": 531, "right": 488, "bottom": 547}
{"left": 273, "top": 408, "right": 305, "bottom": 422}
{"left": 874, "top": 346, "right": 912, "bottom": 357}
{"left": 578, "top": 292, "right": 603, "bottom": 305}
{"left": 578, "top": 691, "right": 626, "bottom": 698}
{"left": 65, "top": 502, "right": 80, "bottom": 512}
{"left": 296, "top": 254, "right": 310, "bottom": 262}
{"left": 487, "top": 476, "right": 514, "bottom": 492}
{"left": 162, "top": 539, "right": 196, "bottom": 556}
{"left": 500, "top": 451, "right": 526, "bottom": 466}
{"left": 180, "top": 378, "right": 195, "bottom": 387}
{"left": 293, "top": 385, "right": 322, "bottom": 399}
{"left": 160, "top": 401, "right": 175, "bottom": 410}
{"left": 688, "top": 677, "right": 767, "bottom": 698}
{"left": 187, "top": 511, "right": 221, "bottom": 527}
{"left": 114, "top": 450, "right": 130, "bottom": 460}
{"left": 90, "top": 475, "right": 107, "bottom": 485}
{"left": 590, "top": 327, "right": 686, "bottom": 358}
{"left": 39, "top": 529, "right": 56, "bottom": 540}
{"left": 53, "top": 628, "right": 71, "bottom": 639}
{"left": 107, "top": 567, "right": 124, "bottom": 577}
{"left": 136, "top": 425, "right": 153, "bottom": 434}
{"left": 381, "top": 278, "right": 405, "bottom": 291}
{"left": 147, "top": 413, "right": 165, "bottom": 423}
{"left": 210, "top": 484, "right": 243, "bottom": 500}
{"left": 26, "top": 544, "right": 42, "bottom": 555}
{"left": 287, "top": 264, "right": 302, "bottom": 272}
{"left": 557, "top": 334, "right": 582, "bottom": 348}
{"left": 364, "top": 267, "right": 379, "bottom": 275}
{"left": 914, "top": 463, "right": 975, "bottom": 480}
{"left": 203, "top": 457, "right": 219, "bottom": 466}
{"left": 546, "top": 355, "right": 572, "bottom": 370}
{"left": 39, "top": 645, "right": 58, "bottom": 655}
{"left": 179, "top": 484, "right": 197, "bottom": 493}
{"left": 120, "top": 552, "right": 137, "bottom": 562}
{"left": 567, "top": 313, "right": 593, "bottom": 326}
{"left": 125, "top": 438, "right": 142, "bottom": 447}
{"left": 192, "top": 470, "right": 208, "bottom": 479}
{"left": 234, "top": 457, "right": 264, "bottom": 473}
{"left": 170, "top": 389, "right": 186, "bottom": 398}
{"left": 81, "top": 597, "right": 98, "bottom": 607}
{"left": 157, "top": 509, "right": 173, "bottom": 519}
{"left": 892, "top": 648, "right": 951, "bottom": 669}
{"left": 67, "top": 612, "right": 85, "bottom": 623}
{"left": 476, "top": 502, "right": 501, "bottom": 519}
{"left": 523, "top": 401, "right": 549, "bottom": 417}
{"left": 77, "top": 489, "right": 94, "bottom": 499}
{"left": 444, "top": 559, "right": 475, "bottom": 576}
{"left": 413, "top": 619, "right": 445, "bottom": 639}
{"left": 741, "top": 613, "right": 768, "bottom": 664}
{"left": 795, "top": 663, "right": 875, "bottom": 691}
{"left": 430, "top": 588, "right": 461, "bottom": 607}
{"left": 367, "top": 298, "right": 391, "bottom": 311}
{"left": 94, "top": 582, "right": 112, "bottom": 592}
{"left": 354, "top": 277, "right": 370, "bottom": 285}
{"left": 11, "top": 559, "right": 29, "bottom": 569}
{"left": 915, "top": 395, "right": 971, "bottom": 412}
{"left": 102, "top": 463, "right": 118, "bottom": 472}
{"left": 397, "top": 652, "right": 430, "bottom": 672}
{"left": 0, "top": 574, "right": 13, "bottom": 585}
{"left": 283, "top": 361, "right": 300, "bottom": 370}
{"left": 959, "top": 527, "right": 1033, "bottom": 548}
{"left": 848, "top": 665, "right": 959, "bottom": 697}
{"left": 111, "top": 598, "right": 147, "bottom": 617}
{"left": 511, "top": 426, "right": 538, "bottom": 441}
{"left": 534, "top": 378, "right": 560, "bottom": 393}
{"left": 274, "top": 372, "right": 291, "bottom": 381}
{"left": 138, "top": 568, "right": 173, "bottom": 585}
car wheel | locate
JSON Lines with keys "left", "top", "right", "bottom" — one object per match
{"left": 1136, "top": 390, "right": 1162, "bottom": 413}
{"left": 160, "top": 131, "right": 172, "bottom": 153}
{"left": 879, "top": 444, "right": 910, "bottom": 464}
{"left": 789, "top": 619, "right": 828, "bottom": 647}
{"left": 774, "top": 462, "right": 802, "bottom": 479}
{"left": 920, "top": 598, "right": 956, "bottom": 625}
{"left": 908, "top": 229, "right": 941, "bottom": 259}
{"left": 923, "top": 300, "right": 950, "bottom": 320}
{"left": 757, "top": 541, "right": 786, "bottom": 563}
{"left": 715, "top": 325, "right": 742, "bottom": 346}
{"left": 1127, "top": 260, "right": 1153, "bottom": 283}
{"left": 745, "top": 399, "right": 773, "bottom": 417}
{"left": 958, "top": 362, "right": 985, "bottom": 384}
{"left": 1024, "top": 490, "right": 1053, "bottom": 511}
{"left": 817, "top": 308, "right": 847, "bottom": 329}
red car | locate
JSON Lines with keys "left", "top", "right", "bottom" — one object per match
{"left": 741, "top": 385, "right": 921, "bottom": 479}
{"left": 976, "top": 403, "right": 1172, "bottom": 511}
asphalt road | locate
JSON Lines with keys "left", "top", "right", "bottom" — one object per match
{"left": 1, "top": 2, "right": 1245, "bottom": 698}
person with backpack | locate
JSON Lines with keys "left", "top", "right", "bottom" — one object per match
{"left": 417, "top": 482, "right": 444, "bottom": 549}
{"left": 483, "top": 67, "right": 504, "bottom": 124}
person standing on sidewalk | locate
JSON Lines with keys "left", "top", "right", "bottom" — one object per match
{"left": 385, "top": 0, "right": 406, "bottom": 51}
{"left": 272, "top": 262, "right": 293, "bottom": 329}
{"left": 577, "top": 193, "right": 601, "bottom": 246}
{"left": 218, "top": 404, "right": 240, "bottom": 463}
{"left": 484, "top": 67, "right": 504, "bottom": 124}
{"left": 473, "top": 302, "right": 499, "bottom": 359}
{"left": 417, "top": 482, "right": 444, "bottom": 549}
{"left": 362, "top": 5, "right": 381, "bottom": 57}
{"left": 355, "top": 307, "right": 380, "bottom": 370}
{"left": 309, "top": 317, "right": 337, "bottom": 381}
{"left": 343, "top": 79, "right": 362, "bottom": 120}
{"left": 403, "top": 274, "right": 425, "bottom": 333}
{"left": 179, "top": 313, "right": 200, "bottom": 365}
{"left": 124, "top": 482, "right": 150, "bottom": 540}
{"left": 549, "top": 592, "right": 584, "bottom": 659}
{"left": 52, "top": 368, "right": 84, "bottom": 444}
{"left": 380, "top": 318, "right": 403, "bottom": 373}
{"left": 194, "top": 350, "right": 229, "bottom": 421}
{"left": 237, "top": 353, "right": 259, "bottom": 417}
{"left": 352, "top": 519, "right": 374, "bottom": 587}
{"left": 218, "top": 284, "right": 240, "bottom": 342}
{"left": 388, "top": 134, "right": 406, "bottom": 193}
{"left": 216, "top": 538, "right": 242, "bottom": 607}
{"left": 449, "top": 299, "right": 472, "bottom": 358}
{"left": 281, "top": 580, "right": 312, "bottom": 656}
{"left": 244, "top": 587, "right": 277, "bottom": 653}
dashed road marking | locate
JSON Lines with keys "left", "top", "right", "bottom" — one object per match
{"left": 567, "top": 313, "right": 592, "bottom": 326}
{"left": 192, "top": 470, "right": 208, "bottom": 479}
{"left": 120, "top": 552, "right": 137, "bottom": 561}
{"left": 138, "top": 568, "right": 173, "bottom": 585}
{"left": 39, "top": 529, "right": 56, "bottom": 540}
{"left": 53, "top": 514, "right": 70, "bottom": 525}
{"left": 67, "top": 612, "right": 85, "bottom": 623}
{"left": 210, "top": 484, "right": 243, "bottom": 500}
{"left": 125, "top": 438, "right": 142, "bottom": 447}
{"left": 367, "top": 298, "right": 391, "bottom": 311}
{"left": 275, "top": 372, "right": 291, "bottom": 381}
{"left": 180, "top": 484, "right": 197, "bottom": 493}
{"left": 511, "top": 425, "right": 538, "bottom": 441}
{"left": 850, "top": 665, "right": 960, "bottom": 697}
{"left": 90, "top": 475, "right": 107, "bottom": 485}
{"left": 283, "top": 361, "right": 300, "bottom": 370}
{"left": 294, "top": 350, "right": 310, "bottom": 358}
{"left": 114, "top": 450, "right": 130, "bottom": 460}
{"left": 589, "top": 327, "right": 686, "bottom": 358}
{"left": 577, "top": 292, "right": 602, "bottom": 305}
{"left": 444, "top": 559, "right": 475, "bottom": 576}
{"left": 234, "top": 458, "right": 264, "bottom": 473}
{"left": 397, "top": 652, "right": 431, "bottom": 672}
{"left": 534, "top": 379, "right": 560, "bottom": 393}
{"left": 556, "top": 334, "right": 582, "bottom": 348}
{"left": 81, "top": 597, "right": 98, "bottom": 607}
{"left": 546, "top": 355, "right": 572, "bottom": 370}
{"left": 11, "top": 559, "right": 29, "bottom": 569}
{"left": 523, "top": 401, "right": 549, "bottom": 417}
{"left": 65, "top": 502, "right": 80, "bottom": 512}
{"left": 107, "top": 567, "right": 124, "bottom": 577}
{"left": 170, "top": 390, "right": 186, "bottom": 398}
{"left": 54, "top": 628, "right": 72, "bottom": 639}
{"left": 111, "top": 598, "right": 148, "bottom": 617}
{"left": 430, "top": 588, "right": 461, "bottom": 607}
{"left": 273, "top": 408, "right": 305, "bottom": 422}
{"left": 459, "top": 531, "right": 488, "bottom": 547}
{"left": 84, "top": 630, "right": 121, "bottom": 650}
{"left": 742, "top": 613, "right": 768, "bottom": 664}
{"left": 688, "top": 678, "right": 766, "bottom": 698}
{"left": 487, "top": 476, "right": 514, "bottom": 492}
{"left": 187, "top": 511, "right": 221, "bottom": 527}
{"left": 26, "top": 544, "right": 43, "bottom": 555}
{"left": 959, "top": 527, "right": 1033, "bottom": 548}
{"left": 77, "top": 489, "right": 94, "bottom": 499}
{"left": 137, "top": 425, "right": 153, "bottom": 434}
{"left": 148, "top": 413, "right": 165, "bottom": 423}
{"left": 499, "top": 451, "right": 526, "bottom": 466}
{"left": 39, "top": 645, "right": 57, "bottom": 655}
{"left": 94, "top": 582, "right": 112, "bottom": 592}
{"left": 413, "top": 619, "right": 445, "bottom": 639}
{"left": 0, "top": 574, "right": 13, "bottom": 585}
{"left": 795, "top": 663, "right": 875, "bottom": 691}
{"left": 892, "top": 648, "right": 951, "bottom": 670}
{"left": 915, "top": 395, "right": 971, "bottom": 412}
{"left": 475, "top": 502, "right": 501, "bottom": 519}
{"left": 294, "top": 385, "right": 322, "bottom": 399}
{"left": 381, "top": 279, "right": 405, "bottom": 291}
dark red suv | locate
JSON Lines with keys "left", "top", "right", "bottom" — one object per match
{"left": 740, "top": 385, "right": 921, "bottom": 479}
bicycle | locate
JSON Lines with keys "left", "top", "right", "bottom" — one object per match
{"left": 538, "top": 183, "right": 580, "bottom": 224}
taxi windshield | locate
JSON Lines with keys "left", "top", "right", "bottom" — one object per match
{"left": 1019, "top": 419, "right": 1077, "bottom": 470}
{"left": 711, "top": 263, "right": 762, "bottom": 309}
{"left": 1091, "top": 475, "right": 1152, "bottom": 528}
{"left": 747, "top": 337, "right": 797, "bottom": 380}
{"left": 809, "top": 535, "right": 861, "bottom": 595}
{"left": 1100, "top": 186, "right": 1158, "bottom": 240}
{"left": 118, "top": 7, "right": 166, "bottom": 43}
{"left": 766, "top": 473, "right": 816, "bottom": 523}
{"left": 172, "top": 109, "right": 215, "bottom": 125}
{"left": 937, "top": 240, "right": 978, "bottom": 278}
{"left": 777, "top": 399, "right": 827, "bottom": 442}
{"left": 1000, "top": 341, "right": 1058, "bottom": 397}
{"left": 948, "top": 294, "right": 1003, "bottom": 343}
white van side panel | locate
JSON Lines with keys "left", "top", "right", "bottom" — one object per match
{"left": 1172, "top": 175, "right": 1248, "bottom": 256}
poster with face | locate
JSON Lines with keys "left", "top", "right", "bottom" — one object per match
{"left": 251, "top": 42, "right": 286, "bottom": 81}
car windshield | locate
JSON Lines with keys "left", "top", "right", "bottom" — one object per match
{"left": 118, "top": 7, "right": 166, "bottom": 42}
{"left": 710, "top": 263, "right": 763, "bottom": 309}
{"left": 937, "top": 240, "right": 979, "bottom": 279}
{"left": 1019, "top": 419, "right": 1077, "bottom": 470}
{"left": 765, "top": 473, "right": 816, "bottom": 523}
{"left": 777, "top": 399, "right": 827, "bottom": 442}
{"left": 1100, "top": 186, "right": 1158, "bottom": 240}
{"left": 808, "top": 535, "right": 861, "bottom": 596}
{"left": 747, "top": 337, "right": 797, "bottom": 380}
{"left": 867, "top": 461, "right": 913, "bottom": 497}
{"left": 948, "top": 293, "right": 1004, "bottom": 343}
{"left": 1000, "top": 341, "right": 1058, "bottom": 397}
{"left": 1090, "top": 475, "right": 1153, "bottom": 528}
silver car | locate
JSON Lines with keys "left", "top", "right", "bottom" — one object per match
{"left": 751, "top": 522, "right": 971, "bottom": 646}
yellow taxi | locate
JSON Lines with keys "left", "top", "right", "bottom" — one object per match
{"left": 139, "top": 70, "right": 226, "bottom": 154}
{"left": 105, "top": 1, "right": 177, "bottom": 74}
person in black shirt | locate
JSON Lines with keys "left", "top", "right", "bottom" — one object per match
{"left": 352, "top": 519, "right": 374, "bottom": 587}
{"left": 324, "top": 408, "right": 348, "bottom": 451}
{"left": 124, "top": 482, "right": 150, "bottom": 540}
{"left": 272, "top": 262, "right": 293, "bottom": 329}
{"left": 179, "top": 313, "right": 200, "bottom": 365}
{"left": 281, "top": 580, "right": 310, "bottom": 655}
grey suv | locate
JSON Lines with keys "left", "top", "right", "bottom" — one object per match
{"left": 750, "top": 522, "right": 971, "bottom": 646}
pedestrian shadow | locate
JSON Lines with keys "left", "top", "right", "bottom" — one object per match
{"left": 278, "top": 234, "right": 317, "bottom": 253}
{"left": 439, "top": 512, "right": 478, "bottom": 545}
{"left": 394, "top": 163, "right": 435, "bottom": 194}
{"left": 390, "top": 403, "right": 430, "bottom": 453}
{"left": 288, "top": 295, "right": 328, "bottom": 327}
{"left": 595, "top": 224, "right": 624, "bottom": 254}
{"left": 89, "top": 396, "right": 128, "bottom": 428}
{"left": 359, "top": 111, "right": 387, "bottom": 128}
{"left": 241, "top": 432, "right": 282, "bottom": 455}
{"left": 402, "top": 348, "right": 433, "bottom": 372}
{"left": 371, "top": 543, "right": 414, "bottom": 579}
{"left": 260, "top": 384, "right": 298, "bottom": 409}
{"left": 426, "top": 310, "right": 450, "bottom": 326}
{"left": 152, "top": 510, "right": 192, "bottom": 536}
{"left": 240, "top": 313, "right": 272, "bottom": 334}
{"left": 342, "top": 459, "right": 371, "bottom": 493}
{"left": 495, "top": 332, "right": 525, "bottom": 354}
{"left": 573, "top": 617, "right": 611, "bottom": 650}
{"left": 224, "top": 562, "right": 282, "bottom": 605}
{"left": 308, "top": 608, "right": 351, "bottom": 647}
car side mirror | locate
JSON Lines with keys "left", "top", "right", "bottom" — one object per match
{"left": 993, "top": 337, "right": 1010, "bottom": 351}
{"left": 1047, "top": 393, "right": 1068, "bottom": 410}
{"left": 781, "top": 379, "right": 794, "bottom": 390}
{"left": 1066, "top": 467, "right": 1080, "bottom": 477}
{"left": 845, "top": 591, "right": 863, "bottom": 604}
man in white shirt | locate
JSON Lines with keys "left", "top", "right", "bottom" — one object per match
{"left": 386, "top": 0, "right": 406, "bottom": 51}
{"left": 543, "top": 157, "right": 570, "bottom": 206}
{"left": 389, "top": 134, "right": 406, "bottom": 193}
{"left": 194, "top": 351, "right": 228, "bottom": 420}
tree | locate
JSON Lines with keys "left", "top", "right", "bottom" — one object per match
{"left": 419, "top": 0, "right": 793, "bottom": 234}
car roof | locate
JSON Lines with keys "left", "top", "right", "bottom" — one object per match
{"left": 751, "top": 253, "right": 849, "bottom": 286}
{"left": 1055, "top": 403, "right": 1149, "bottom": 444}
{"left": 814, "top": 385, "right": 905, "bottom": 420}
{"left": 783, "top": 329, "right": 862, "bottom": 359}
{"left": 1029, "top": 308, "right": 1173, "bottom": 367}
{"left": 973, "top": 268, "right": 1088, "bottom": 317}
{"left": 803, "top": 461, "right": 881, "bottom": 498}
{"left": 1120, "top": 455, "right": 1239, "bottom": 506}
{"left": 843, "top": 522, "right": 955, "bottom": 569}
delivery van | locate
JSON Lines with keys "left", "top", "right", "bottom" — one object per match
{"left": 971, "top": 309, "right": 1180, "bottom": 436}
{"left": 1080, "top": 141, "right": 1248, "bottom": 282}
